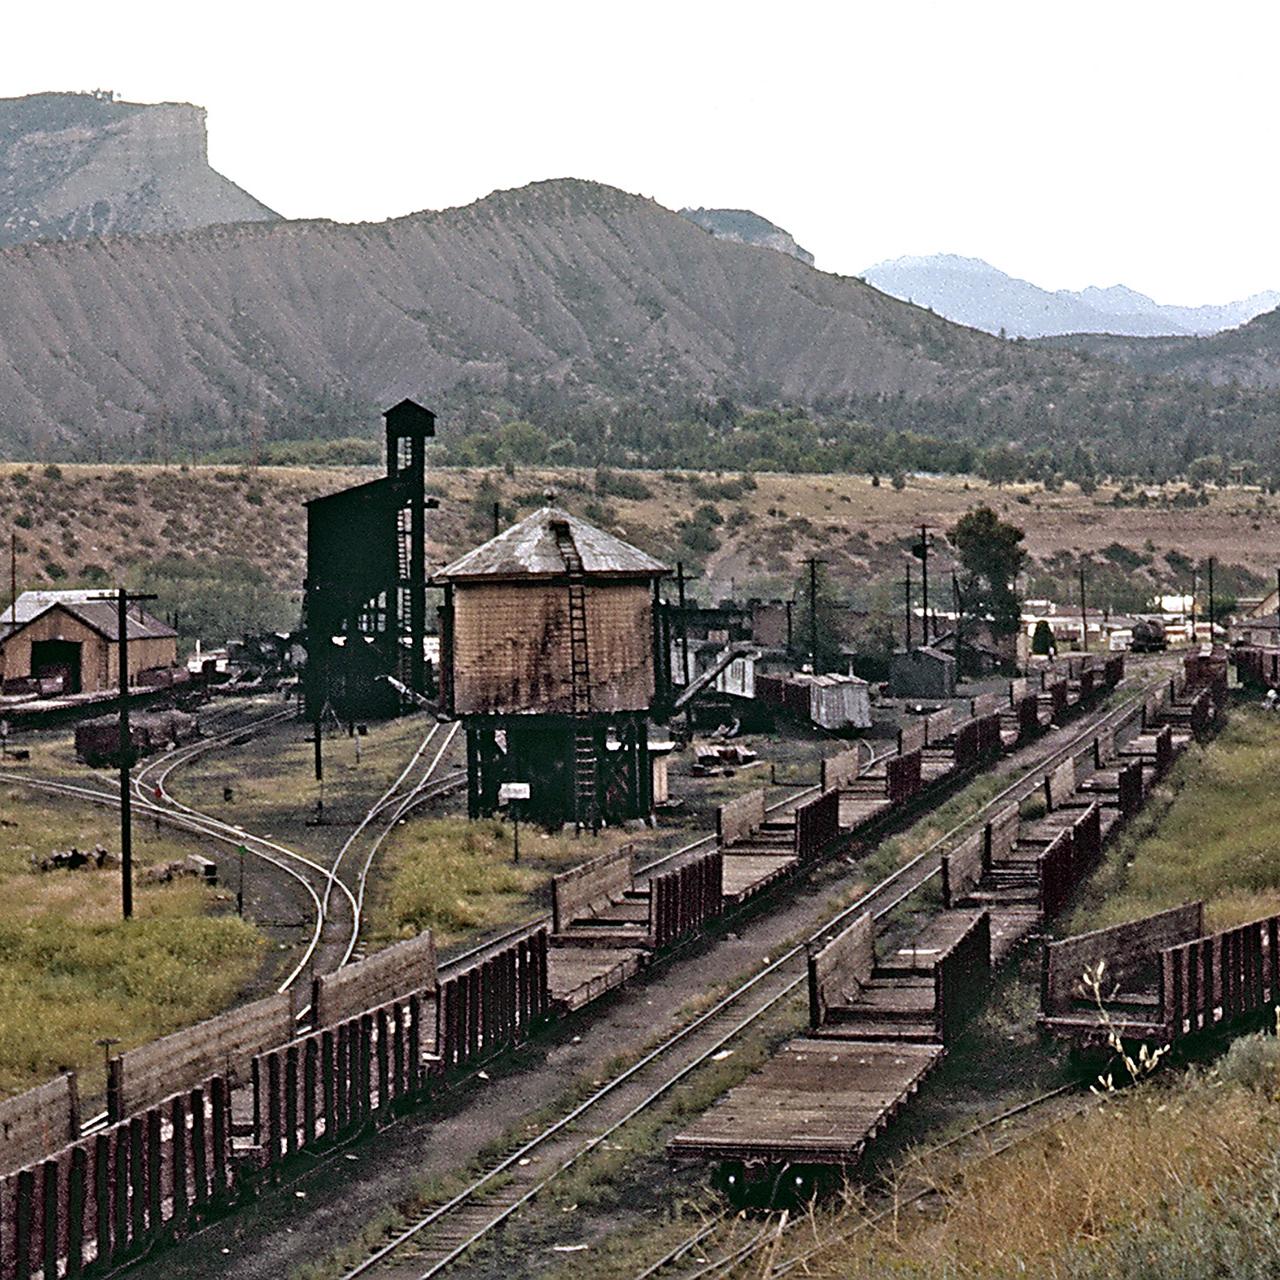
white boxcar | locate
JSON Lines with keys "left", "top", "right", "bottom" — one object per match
{"left": 793, "top": 673, "right": 872, "bottom": 730}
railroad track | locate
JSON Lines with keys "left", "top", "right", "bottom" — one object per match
{"left": 2, "top": 702, "right": 465, "bottom": 994}
{"left": 326, "top": 720, "right": 464, "bottom": 967}
{"left": 334, "top": 672, "right": 1163, "bottom": 1280}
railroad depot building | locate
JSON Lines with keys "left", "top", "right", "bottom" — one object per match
{"left": 0, "top": 590, "right": 177, "bottom": 694}
{"left": 436, "top": 506, "right": 668, "bottom": 828}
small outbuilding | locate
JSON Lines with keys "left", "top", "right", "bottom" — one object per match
{"left": 0, "top": 591, "right": 177, "bottom": 695}
{"left": 888, "top": 645, "right": 957, "bottom": 700}
{"left": 790, "top": 672, "right": 872, "bottom": 730}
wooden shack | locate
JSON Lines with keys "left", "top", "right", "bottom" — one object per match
{"left": 436, "top": 507, "right": 667, "bottom": 828}
{"left": 0, "top": 591, "right": 177, "bottom": 695}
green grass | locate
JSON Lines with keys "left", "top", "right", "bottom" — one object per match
{"left": 368, "top": 817, "right": 641, "bottom": 947}
{"left": 782, "top": 1037, "right": 1280, "bottom": 1279}
{"left": 0, "top": 784, "right": 264, "bottom": 1096}
{"left": 1070, "top": 707, "right": 1280, "bottom": 933}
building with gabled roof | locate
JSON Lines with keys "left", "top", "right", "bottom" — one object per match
{"left": 0, "top": 590, "right": 177, "bottom": 694}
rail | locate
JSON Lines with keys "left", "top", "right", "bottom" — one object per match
{"left": 335, "top": 669, "right": 1164, "bottom": 1280}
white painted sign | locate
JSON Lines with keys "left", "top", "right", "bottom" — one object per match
{"left": 499, "top": 782, "right": 531, "bottom": 803}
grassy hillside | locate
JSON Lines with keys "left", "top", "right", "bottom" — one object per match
{"left": 2, "top": 461, "right": 1273, "bottom": 647}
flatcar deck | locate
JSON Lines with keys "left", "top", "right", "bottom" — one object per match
{"left": 547, "top": 945, "right": 645, "bottom": 1011}
{"left": 667, "top": 1038, "right": 942, "bottom": 1164}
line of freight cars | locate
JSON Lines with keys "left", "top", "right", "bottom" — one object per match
{"left": 0, "top": 652, "right": 1134, "bottom": 1279}
{"left": 669, "top": 654, "right": 1228, "bottom": 1203}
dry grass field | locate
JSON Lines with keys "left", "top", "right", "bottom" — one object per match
{"left": 2, "top": 462, "right": 1276, "bottom": 630}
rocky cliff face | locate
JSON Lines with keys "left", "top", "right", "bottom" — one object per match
{"left": 679, "top": 207, "right": 815, "bottom": 265}
{"left": 0, "top": 91, "right": 278, "bottom": 247}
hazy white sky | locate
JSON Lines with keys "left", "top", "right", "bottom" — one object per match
{"left": 6, "top": 0, "right": 1278, "bottom": 302}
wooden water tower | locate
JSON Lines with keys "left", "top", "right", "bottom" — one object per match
{"left": 436, "top": 506, "right": 668, "bottom": 828}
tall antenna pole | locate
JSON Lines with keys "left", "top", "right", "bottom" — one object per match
{"left": 1190, "top": 570, "right": 1197, "bottom": 644}
{"left": 8, "top": 530, "right": 15, "bottom": 626}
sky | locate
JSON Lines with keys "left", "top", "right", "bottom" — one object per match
{"left": 5, "top": 0, "right": 1279, "bottom": 303}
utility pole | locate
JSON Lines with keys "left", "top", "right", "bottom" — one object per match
{"left": 676, "top": 561, "right": 691, "bottom": 687}
{"left": 1190, "top": 571, "right": 1198, "bottom": 644}
{"left": 1078, "top": 564, "right": 1088, "bottom": 653}
{"left": 919, "top": 526, "right": 930, "bottom": 642}
{"left": 7, "top": 530, "right": 15, "bottom": 627}
{"left": 93, "top": 588, "right": 157, "bottom": 921}
{"left": 951, "top": 569, "right": 963, "bottom": 664}
{"left": 492, "top": 501, "right": 501, "bottom": 538}
{"left": 803, "top": 557, "right": 827, "bottom": 672}
{"left": 1207, "top": 557, "right": 1216, "bottom": 639}
{"left": 905, "top": 562, "right": 913, "bottom": 650}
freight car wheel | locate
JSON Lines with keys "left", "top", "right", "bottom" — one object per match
{"left": 716, "top": 1160, "right": 837, "bottom": 1209}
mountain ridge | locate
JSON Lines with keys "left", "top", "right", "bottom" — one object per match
{"left": 863, "top": 252, "right": 1278, "bottom": 339}
{"left": 678, "top": 207, "right": 815, "bottom": 264}
{"left": 0, "top": 176, "right": 1278, "bottom": 475}
{"left": 0, "top": 90, "right": 278, "bottom": 248}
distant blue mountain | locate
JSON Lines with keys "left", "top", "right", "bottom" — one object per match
{"left": 862, "top": 253, "right": 1278, "bottom": 339}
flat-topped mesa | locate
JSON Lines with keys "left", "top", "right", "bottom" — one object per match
{"left": 0, "top": 90, "right": 278, "bottom": 247}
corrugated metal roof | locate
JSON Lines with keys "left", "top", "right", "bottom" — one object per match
{"left": 0, "top": 592, "right": 176, "bottom": 642}
{"left": 436, "top": 507, "right": 666, "bottom": 581}
{"left": 7, "top": 590, "right": 104, "bottom": 625}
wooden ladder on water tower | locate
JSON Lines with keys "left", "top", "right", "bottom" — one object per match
{"left": 553, "top": 520, "right": 598, "bottom": 831}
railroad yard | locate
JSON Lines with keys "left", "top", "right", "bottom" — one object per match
{"left": 5, "top": 622, "right": 1271, "bottom": 1280}
{"left": 1, "top": 419, "right": 1278, "bottom": 1280}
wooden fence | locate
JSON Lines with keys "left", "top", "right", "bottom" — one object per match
{"left": 935, "top": 912, "right": 992, "bottom": 1043}
{"left": 312, "top": 931, "right": 437, "bottom": 1030}
{"left": 795, "top": 789, "right": 841, "bottom": 859}
{"left": 0, "top": 1076, "right": 79, "bottom": 1180}
{"left": 716, "top": 789, "right": 766, "bottom": 848}
{"left": 886, "top": 750, "right": 922, "bottom": 805}
{"left": 552, "top": 848, "right": 633, "bottom": 934}
{"left": 1161, "top": 913, "right": 1280, "bottom": 1040}
{"left": 253, "top": 993, "right": 433, "bottom": 1169}
{"left": 1043, "top": 902, "right": 1205, "bottom": 1017}
{"left": 898, "top": 720, "right": 927, "bottom": 758}
{"left": 107, "top": 992, "right": 296, "bottom": 1123}
{"left": 808, "top": 912, "right": 875, "bottom": 1028}
{"left": 1037, "top": 829, "right": 1076, "bottom": 920}
{"left": 437, "top": 930, "right": 550, "bottom": 1071}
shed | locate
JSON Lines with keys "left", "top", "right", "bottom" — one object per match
{"left": 0, "top": 591, "right": 177, "bottom": 695}
{"left": 888, "top": 646, "right": 957, "bottom": 700}
{"left": 790, "top": 672, "right": 872, "bottom": 730}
